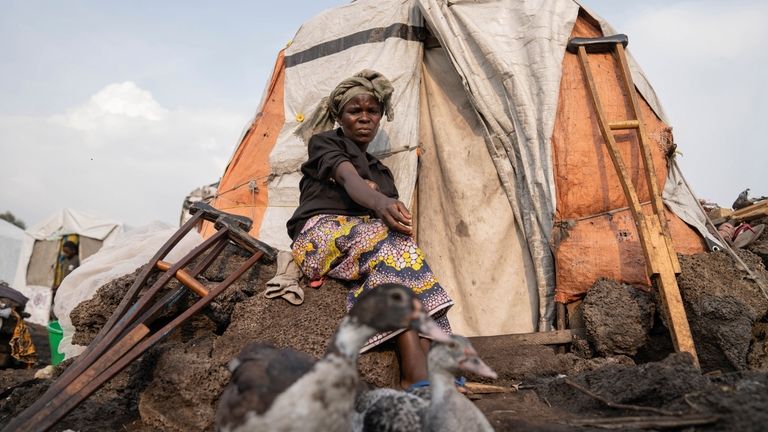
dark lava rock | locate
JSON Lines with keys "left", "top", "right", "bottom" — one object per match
{"left": 70, "top": 268, "right": 144, "bottom": 346}
{"left": 745, "top": 216, "right": 768, "bottom": 269}
{"left": 582, "top": 279, "right": 655, "bottom": 356}
{"left": 678, "top": 251, "right": 768, "bottom": 372}
{"left": 534, "top": 352, "right": 768, "bottom": 431}
{"left": 688, "top": 293, "right": 754, "bottom": 371}
{"left": 747, "top": 322, "right": 768, "bottom": 370}
{"left": 210, "top": 274, "right": 401, "bottom": 390}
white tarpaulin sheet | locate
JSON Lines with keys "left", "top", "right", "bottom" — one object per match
{"left": 419, "top": 0, "right": 579, "bottom": 330}
{"left": 419, "top": 46, "right": 539, "bottom": 335}
{"left": 259, "top": 0, "right": 424, "bottom": 251}
{"left": 664, "top": 160, "right": 723, "bottom": 248}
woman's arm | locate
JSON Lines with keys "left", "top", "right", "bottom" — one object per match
{"left": 334, "top": 161, "right": 413, "bottom": 235}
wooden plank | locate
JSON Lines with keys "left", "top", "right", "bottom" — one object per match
{"left": 733, "top": 200, "right": 768, "bottom": 220}
{"left": 734, "top": 209, "right": 768, "bottom": 221}
{"left": 556, "top": 303, "right": 568, "bottom": 353}
{"left": 556, "top": 303, "right": 567, "bottom": 331}
{"left": 469, "top": 329, "right": 585, "bottom": 349}
{"left": 707, "top": 207, "right": 734, "bottom": 220}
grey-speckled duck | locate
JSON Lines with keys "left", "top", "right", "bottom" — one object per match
{"left": 356, "top": 335, "right": 497, "bottom": 432}
{"left": 215, "top": 283, "right": 450, "bottom": 432}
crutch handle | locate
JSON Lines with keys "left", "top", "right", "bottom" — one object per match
{"left": 567, "top": 34, "right": 628, "bottom": 54}
{"left": 190, "top": 201, "right": 252, "bottom": 231}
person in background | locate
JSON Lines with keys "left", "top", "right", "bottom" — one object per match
{"left": 50, "top": 240, "right": 80, "bottom": 321}
{"left": 54, "top": 241, "right": 79, "bottom": 289}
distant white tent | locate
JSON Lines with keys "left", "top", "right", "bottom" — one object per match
{"left": 13, "top": 209, "right": 123, "bottom": 325}
{"left": 0, "top": 219, "right": 24, "bottom": 284}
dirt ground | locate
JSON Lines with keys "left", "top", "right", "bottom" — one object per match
{"left": 2, "top": 243, "right": 768, "bottom": 431}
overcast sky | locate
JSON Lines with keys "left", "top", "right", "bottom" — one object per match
{"left": 1, "top": 0, "right": 765, "bottom": 228}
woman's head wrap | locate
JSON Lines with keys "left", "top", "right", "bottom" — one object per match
{"left": 295, "top": 69, "right": 394, "bottom": 143}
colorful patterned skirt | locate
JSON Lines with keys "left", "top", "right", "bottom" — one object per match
{"left": 291, "top": 214, "right": 454, "bottom": 352}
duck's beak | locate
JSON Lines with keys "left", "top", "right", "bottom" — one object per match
{"left": 459, "top": 348, "right": 498, "bottom": 379}
{"left": 410, "top": 300, "right": 452, "bottom": 343}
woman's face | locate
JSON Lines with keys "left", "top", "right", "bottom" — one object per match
{"left": 339, "top": 93, "right": 383, "bottom": 148}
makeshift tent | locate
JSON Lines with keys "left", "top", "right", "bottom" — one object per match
{"left": 13, "top": 209, "right": 122, "bottom": 325}
{"left": 204, "top": 0, "right": 715, "bottom": 337}
{"left": 0, "top": 219, "right": 24, "bottom": 284}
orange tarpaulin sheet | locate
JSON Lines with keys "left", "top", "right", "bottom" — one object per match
{"left": 202, "top": 51, "right": 286, "bottom": 238}
{"left": 551, "top": 12, "right": 704, "bottom": 303}
{"left": 553, "top": 206, "right": 703, "bottom": 303}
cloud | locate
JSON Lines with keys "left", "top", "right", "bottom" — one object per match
{"left": 0, "top": 82, "right": 247, "bottom": 227}
{"left": 52, "top": 81, "right": 169, "bottom": 131}
{"left": 625, "top": 2, "right": 768, "bottom": 61}
{"left": 616, "top": 1, "right": 768, "bottom": 204}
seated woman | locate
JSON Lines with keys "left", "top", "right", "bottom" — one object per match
{"left": 288, "top": 70, "right": 453, "bottom": 389}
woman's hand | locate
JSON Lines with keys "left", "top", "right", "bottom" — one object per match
{"left": 334, "top": 161, "right": 413, "bottom": 235}
{"left": 372, "top": 196, "right": 413, "bottom": 235}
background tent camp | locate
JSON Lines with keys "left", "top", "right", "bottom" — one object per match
{"left": 202, "top": 0, "right": 717, "bottom": 338}
{"left": 13, "top": 208, "right": 122, "bottom": 325}
{"left": 0, "top": 219, "right": 24, "bottom": 285}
